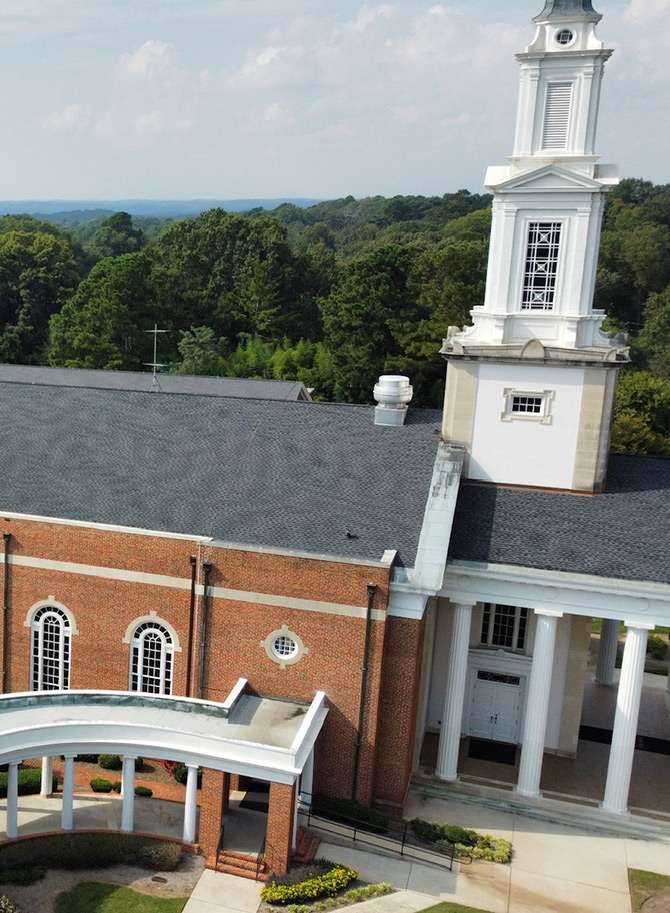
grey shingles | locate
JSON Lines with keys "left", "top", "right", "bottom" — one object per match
{"left": 449, "top": 455, "right": 670, "bottom": 585}
{"left": 0, "top": 382, "right": 440, "bottom": 565}
{"left": 0, "top": 364, "right": 308, "bottom": 401}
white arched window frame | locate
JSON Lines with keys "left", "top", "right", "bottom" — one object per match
{"left": 30, "top": 604, "right": 73, "bottom": 691}
{"left": 129, "top": 621, "right": 175, "bottom": 695}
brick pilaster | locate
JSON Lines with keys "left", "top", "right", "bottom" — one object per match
{"left": 199, "top": 769, "right": 227, "bottom": 858}
{"left": 265, "top": 781, "right": 295, "bottom": 875}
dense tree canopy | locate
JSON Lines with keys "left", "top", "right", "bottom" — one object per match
{"left": 0, "top": 180, "right": 662, "bottom": 456}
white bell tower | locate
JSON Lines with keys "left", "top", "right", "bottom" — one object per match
{"left": 441, "top": 0, "right": 629, "bottom": 494}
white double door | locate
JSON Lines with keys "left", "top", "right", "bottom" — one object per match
{"left": 468, "top": 670, "right": 523, "bottom": 744}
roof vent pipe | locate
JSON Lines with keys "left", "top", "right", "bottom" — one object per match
{"left": 373, "top": 375, "right": 413, "bottom": 427}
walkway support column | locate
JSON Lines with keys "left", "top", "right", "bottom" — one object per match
{"left": 121, "top": 757, "right": 136, "bottom": 833}
{"left": 436, "top": 601, "right": 475, "bottom": 782}
{"left": 265, "top": 781, "right": 295, "bottom": 876}
{"left": 516, "top": 609, "right": 562, "bottom": 798}
{"left": 602, "top": 622, "right": 651, "bottom": 815}
{"left": 300, "top": 749, "right": 314, "bottom": 807}
{"left": 40, "top": 756, "right": 53, "bottom": 797}
{"left": 62, "top": 754, "right": 75, "bottom": 831}
{"left": 183, "top": 765, "right": 198, "bottom": 844}
{"left": 596, "top": 619, "right": 619, "bottom": 686}
{"left": 6, "top": 762, "right": 18, "bottom": 839}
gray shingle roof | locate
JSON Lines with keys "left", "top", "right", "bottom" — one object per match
{"left": 449, "top": 455, "right": 670, "bottom": 585}
{"left": 0, "top": 382, "right": 441, "bottom": 565}
{"left": 0, "top": 364, "right": 309, "bottom": 401}
{"left": 534, "top": 0, "right": 602, "bottom": 22}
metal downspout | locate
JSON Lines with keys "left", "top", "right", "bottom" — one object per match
{"left": 351, "top": 582, "right": 377, "bottom": 802}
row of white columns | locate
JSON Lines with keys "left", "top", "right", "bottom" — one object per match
{"left": 7, "top": 755, "right": 201, "bottom": 843}
{"left": 436, "top": 601, "right": 652, "bottom": 815}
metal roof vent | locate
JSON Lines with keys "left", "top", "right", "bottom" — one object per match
{"left": 374, "top": 375, "right": 413, "bottom": 427}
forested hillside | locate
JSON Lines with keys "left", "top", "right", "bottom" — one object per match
{"left": 1, "top": 179, "right": 670, "bottom": 455}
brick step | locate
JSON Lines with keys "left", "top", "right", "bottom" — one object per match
{"left": 218, "top": 861, "right": 270, "bottom": 882}
{"left": 216, "top": 850, "right": 270, "bottom": 882}
{"left": 294, "top": 827, "right": 320, "bottom": 863}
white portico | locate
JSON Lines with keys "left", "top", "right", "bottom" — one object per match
{"left": 0, "top": 686, "right": 327, "bottom": 845}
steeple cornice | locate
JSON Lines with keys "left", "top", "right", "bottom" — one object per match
{"left": 534, "top": 0, "right": 602, "bottom": 23}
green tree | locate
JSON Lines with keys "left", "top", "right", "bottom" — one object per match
{"left": 88, "top": 212, "right": 146, "bottom": 262}
{"left": 48, "top": 252, "right": 155, "bottom": 370}
{"left": 634, "top": 286, "right": 670, "bottom": 377}
{"left": 172, "top": 326, "right": 228, "bottom": 376}
{"left": 611, "top": 370, "right": 670, "bottom": 456}
{"left": 0, "top": 229, "right": 80, "bottom": 363}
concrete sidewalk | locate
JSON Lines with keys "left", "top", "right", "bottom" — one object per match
{"left": 181, "top": 870, "right": 264, "bottom": 913}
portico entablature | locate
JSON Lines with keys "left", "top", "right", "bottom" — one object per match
{"left": 442, "top": 559, "right": 670, "bottom": 627}
{"left": 0, "top": 689, "right": 328, "bottom": 786}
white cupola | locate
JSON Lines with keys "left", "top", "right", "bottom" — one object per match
{"left": 440, "top": 1, "right": 629, "bottom": 494}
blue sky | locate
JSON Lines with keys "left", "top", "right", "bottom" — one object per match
{"left": 1, "top": 0, "right": 667, "bottom": 199}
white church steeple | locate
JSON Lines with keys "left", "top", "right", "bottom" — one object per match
{"left": 440, "top": 1, "right": 629, "bottom": 494}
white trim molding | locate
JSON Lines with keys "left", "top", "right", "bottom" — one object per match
{"left": 24, "top": 598, "right": 79, "bottom": 635}
{"left": 261, "top": 625, "right": 309, "bottom": 669}
{"left": 122, "top": 613, "right": 182, "bottom": 652}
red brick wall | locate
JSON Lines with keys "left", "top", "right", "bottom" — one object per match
{"left": 199, "top": 769, "right": 227, "bottom": 858}
{"left": 265, "top": 781, "right": 295, "bottom": 875}
{"left": 373, "top": 616, "right": 425, "bottom": 806}
{"left": 0, "top": 518, "right": 416, "bottom": 809}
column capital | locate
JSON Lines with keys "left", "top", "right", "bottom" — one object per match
{"left": 186, "top": 764, "right": 200, "bottom": 772}
{"left": 63, "top": 753, "right": 77, "bottom": 761}
{"left": 450, "top": 599, "right": 478, "bottom": 610}
{"left": 624, "top": 619, "right": 655, "bottom": 632}
{"left": 123, "top": 755, "right": 138, "bottom": 762}
{"left": 534, "top": 607, "right": 563, "bottom": 619}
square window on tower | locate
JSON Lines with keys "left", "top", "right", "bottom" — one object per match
{"left": 521, "top": 222, "right": 562, "bottom": 311}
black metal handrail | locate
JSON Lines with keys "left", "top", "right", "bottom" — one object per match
{"left": 298, "top": 795, "right": 459, "bottom": 871}
{"left": 255, "top": 835, "right": 267, "bottom": 882}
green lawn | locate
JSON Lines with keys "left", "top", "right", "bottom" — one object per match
{"left": 54, "top": 882, "right": 189, "bottom": 913}
{"left": 416, "top": 904, "right": 494, "bottom": 913}
{"left": 629, "top": 868, "right": 670, "bottom": 912}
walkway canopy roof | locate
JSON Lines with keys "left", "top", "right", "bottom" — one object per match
{"left": 0, "top": 687, "right": 327, "bottom": 785}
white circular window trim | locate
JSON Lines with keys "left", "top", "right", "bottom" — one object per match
{"left": 261, "top": 626, "right": 309, "bottom": 668}
{"left": 555, "top": 28, "right": 575, "bottom": 47}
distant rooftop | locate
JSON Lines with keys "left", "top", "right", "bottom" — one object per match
{"left": 0, "top": 364, "right": 310, "bottom": 402}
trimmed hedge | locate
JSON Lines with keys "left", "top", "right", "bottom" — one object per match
{"left": 0, "top": 834, "right": 183, "bottom": 873}
{"left": 282, "top": 883, "right": 394, "bottom": 913}
{"left": 0, "top": 867, "right": 45, "bottom": 886}
{"left": 98, "top": 755, "right": 122, "bottom": 771}
{"left": 90, "top": 778, "right": 114, "bottom": 794}
{"left": 0, "top": 769, "right": 43, "bottom": 799}
{"left": 135, "top": 786, "right": 153, "bottom": 798}
{"left": 312, "top": 796, "right": 388, "bottom": 833}
{"left": 262, "top": 865, "right": 357, "bottom": 905}
{"left": 410, "top": 818, "right": 512, "bottom": 864}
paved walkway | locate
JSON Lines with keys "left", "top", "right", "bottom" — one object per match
{"left": 182, "top": 870, "right": 263, "bottom": 913}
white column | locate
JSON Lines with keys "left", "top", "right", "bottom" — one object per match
{"left": 40, "top": 756, "right": 53, "bottom": 798}
{"left": 602, "top": 623, "right": 651, "bottom": 815}
{"left": 516, "top": 610, "right": 562, "bottom": 798}
{"left": 121, "top": 757, "right": 136, "bottom": 833}
{"left": 61, "top": 755, "right": 75, "bottom": 831}
{"left": 595, "top": 619, "right": 619, "bottom": 686}
{"left": 182, "top": 765, "right": 198, "bottom": 844}
{"left": 436, "top": 602, "right": 475, "bottom": 782}
{"left": 300, "top": 749, "right": 314, "bottom": 806}
{"left": 6, "top": 762, "right": 19, "bottom": 840}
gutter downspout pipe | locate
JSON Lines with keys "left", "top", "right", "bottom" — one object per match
{"left": 198, "top": 561, "right": 212, "bottom": 699}
{"left": 2, "top": 533, "right": 11, "bottom": 694}
{"left": 185, "top": 554, "right": 197, "bottom": 698}
{"left": 351, "top": 582, "right": 377, "bottom": 802}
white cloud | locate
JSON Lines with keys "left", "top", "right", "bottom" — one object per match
{"left": 121, "top": 39, "right": 176, "bottom": 78}
{"left": 624, "top": 0, "right": 670, "bottom": 23}
{"left": 349, "top": 4, "right": 394, "bottom": 33}
{"left": 44, "top": 103, "right": 92, "bottom": 131}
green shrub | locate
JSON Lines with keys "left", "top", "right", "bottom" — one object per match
{"left": 172, "top": 764, "right": 202, "bottom": 788}
{"left": 98, "top": 755, "right": 122, "bottom": 771}
{"left": 262, "top": 865, "right": 357, "bottom": 905}
{"left": 0, "top": 867, "right": 45, "bottom": 885}
{"left": 411, "top": 818, "right": 511, "bottom": 863}
{"left": 112, "top": 781, "right": 121, "bottom": 793}
{"left": 0, "top": 769, "right": 42, "bottom": 799}
{"left": 312, "top": 796, "right": 388, "bottom": 832}
{"left": 90, "top": 778, "right": 113, "bottom": 793}
{"left": 135, "top": 786, "right": 153, "bottom": 798}
{"left": 77, "top": 755, "right": 100, "bottom": 764}
{"left": 409, "top": 818, "right": 444, "bottom": 843}
{"left": 282, "top": 883, "right": 393, "bottom": 913}
{"left": 647, "top": 634, "right": 669, "bottom": 660}
{"left": 0, "top": 834, "right": 182, "bottom": 873}
{"left": 0, "top": 896, "right": 21, "bottom": 913}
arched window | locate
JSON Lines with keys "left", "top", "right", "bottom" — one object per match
{"left": 130, "top": 622, "right": 174, "bottom": 695}
{"left": 31, "top": 606, "right": 72, "bottom": 691}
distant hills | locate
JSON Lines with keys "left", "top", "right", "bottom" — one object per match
{"left": 0, "top": 198, "right": 321, "bottom": 221}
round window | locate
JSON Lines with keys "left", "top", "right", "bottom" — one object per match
{"left": 272, "top": 634, "right": 298, "bottom": 659}
{"left": 556, "top": 29, "right": 574, "bottom": 46}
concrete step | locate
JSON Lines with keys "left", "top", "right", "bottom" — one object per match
{"left": 413, "top": 774, "right": 670, "bottom": 843}
{"left": 218, "top": 862, "right": 270, "bottom": 882}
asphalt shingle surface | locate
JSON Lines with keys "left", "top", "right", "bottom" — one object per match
{"left": 449, "top": 454, "right": 670, "bottom": 584}
{"left": 0, "top": 382, "right": 440, "bottom": 565}
{"left": 0, "top": 364, "right": 307, "bottom": 401}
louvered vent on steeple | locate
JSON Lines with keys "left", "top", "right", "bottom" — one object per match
{"left": 542, "top": 83, "right": 573, "bottom": 149}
